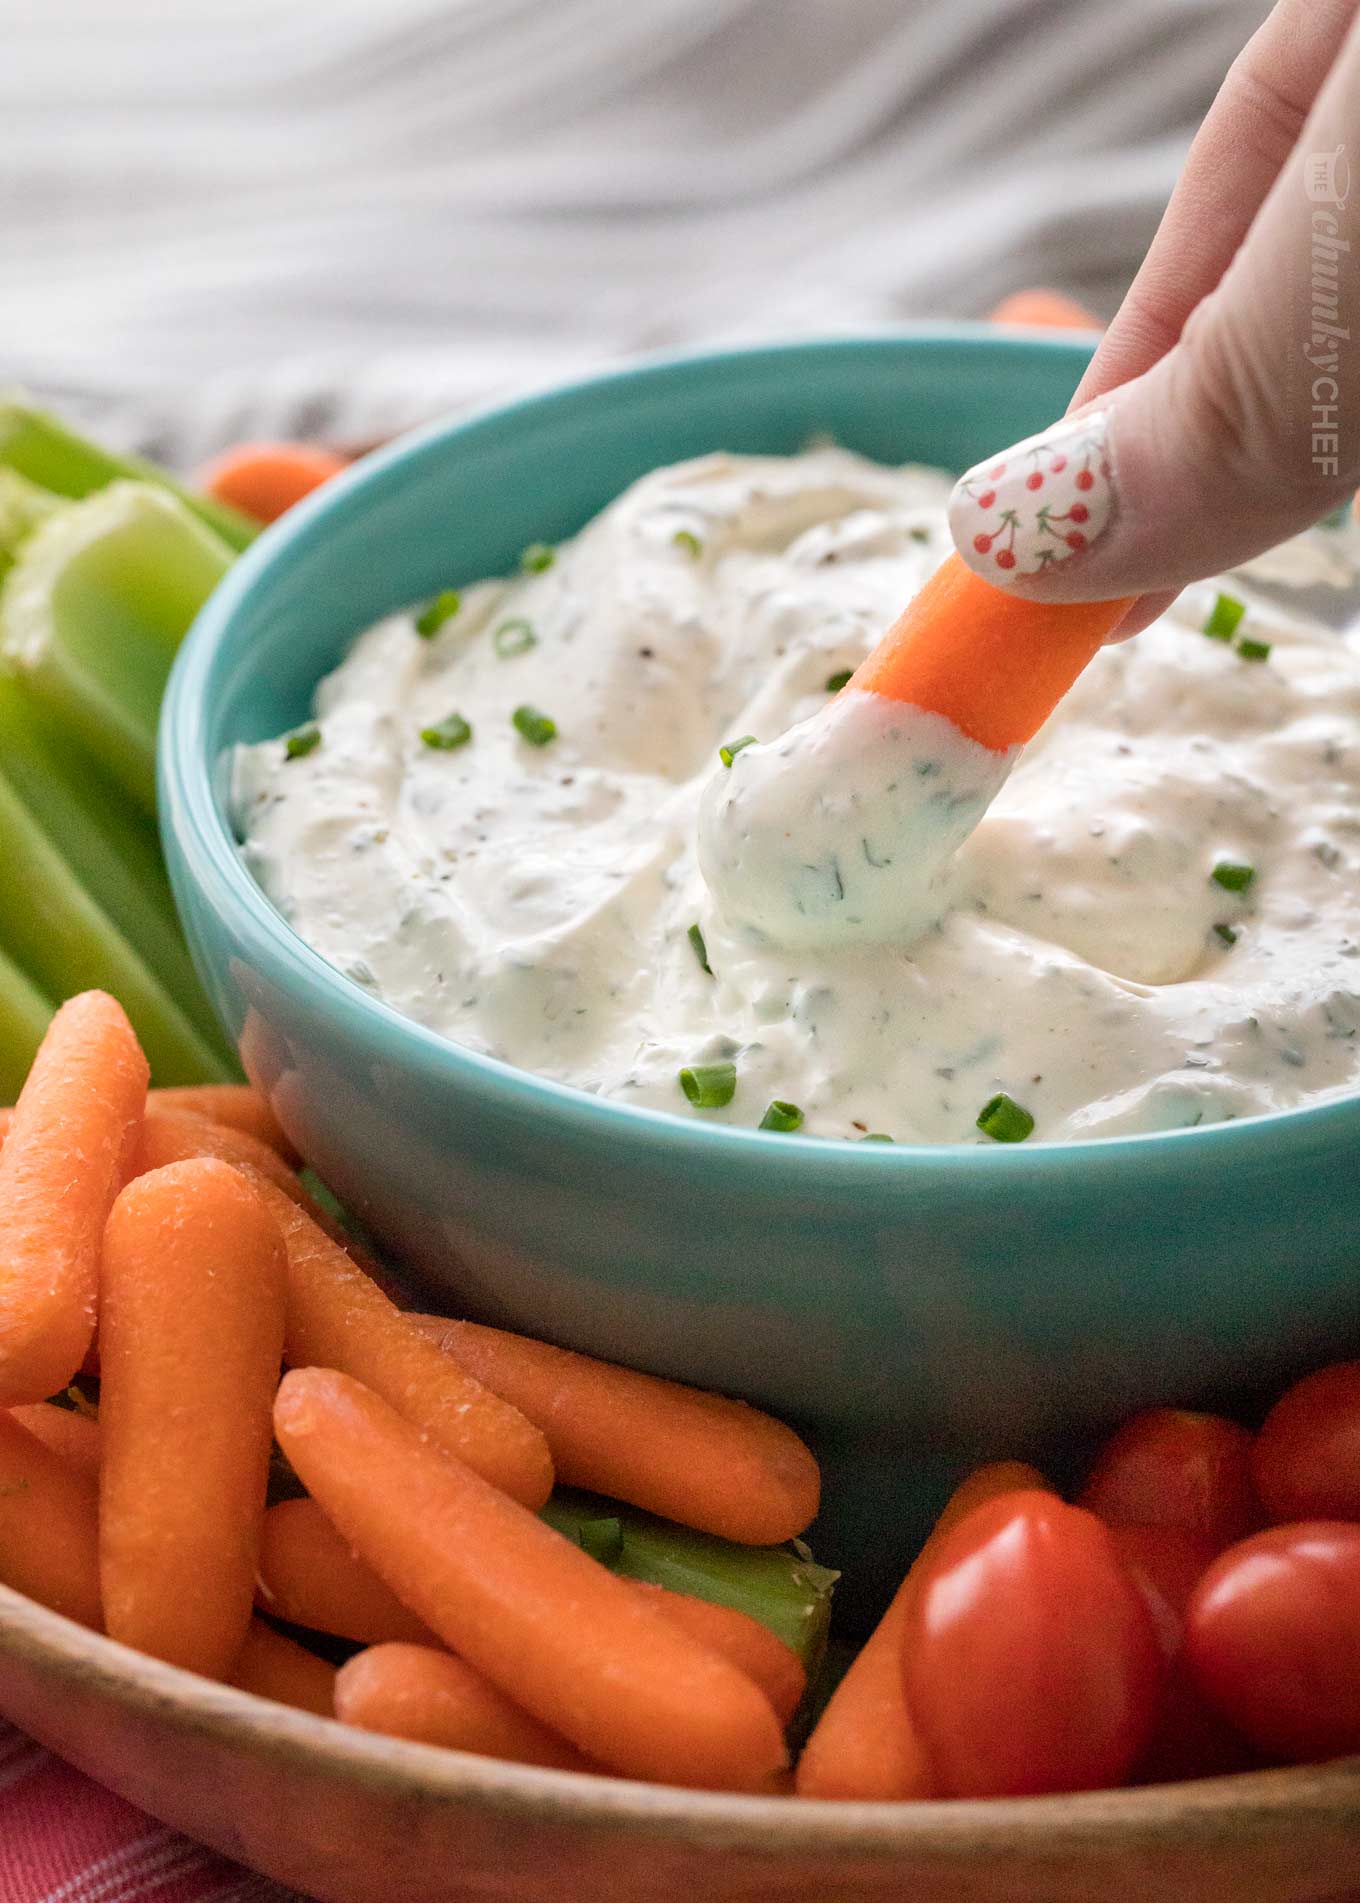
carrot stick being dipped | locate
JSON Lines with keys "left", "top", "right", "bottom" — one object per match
{"left": 410, "top": 1314, "right": 819, "bottom": 1544}
{"left": 795, "top": 1460, "right": 1047, "bottom": 1800}
{"left": 0, "top": 991, "right": 148, "bottom": 1405}
{"left": 336, "top": 1643, "right": 594, "bottom": 1772}
{"left": 699, "top": 554, "right": 1136, "bottom": 952}
{"left": 99, "top": 1159, "right": 287, "bottom": 1678}
{"left": 257, "top": 1498, "right": 440, "bottom": 1648}
{"left": 273, "top": 1368, "right": 788, "bottom": 1791}
{"left": 0, "top": 1410, "right": 102, "bottom": 1627}
{"left": 849, "top": 555, "right": 1132, "bottom": 754}
{"left": 240, "top": 1181, "right": 553, "bottom": 1510}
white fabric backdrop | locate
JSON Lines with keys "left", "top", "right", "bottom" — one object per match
{"left": 1, "top": 0, "right": 1270, "bottom": 464}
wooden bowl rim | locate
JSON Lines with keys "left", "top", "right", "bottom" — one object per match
{"left": 5, "top": 1585, "right": 1360, "bottom": 1861}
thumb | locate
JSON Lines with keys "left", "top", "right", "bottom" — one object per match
{"left": 948, "top": 17, "right": 1360, "bottom": 602}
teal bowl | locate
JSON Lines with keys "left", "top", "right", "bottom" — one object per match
{"left": 159, "top": 329, "right": 1360, "bottom": 1599}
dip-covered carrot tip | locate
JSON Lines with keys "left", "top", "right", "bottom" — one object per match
{"left": 411, "top": 1314, "right": 820, "bottom": 1544}
{"left": 849, "top": 553, "right": 1134, "bottom": 753}
{"left": 246, "top": 1183, "right": 553, "bottom": 1509}
{"left": 273, "top": 1367, "right": 788, "bottom": 1790}
{"left": 335, "top": 1643, "right": 594, "bottom": 1772}
{"left": 196, "top": 442, "right": 349, "bottom": 526}
{"left": 99, "top": 1158, "right": 287, "bottom": 1678}
{"left": 257, "top": 1497, "right": 439, "bottom": 1648}
{"left": 0, "top": 1409, "right": 102, "bottom": 1627}
{"left": 795, "top": 1460, "right": 1046, "bottom": 1800}
{"left": 0, "top": 991, "right": 148, "bottom": 1406}
{"left": 232, "top": 1620, "right": 337, "bottom": 1719}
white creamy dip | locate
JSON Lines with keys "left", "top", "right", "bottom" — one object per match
{"left": 234, "top": 449, "right": 1360, "bottom": 1144}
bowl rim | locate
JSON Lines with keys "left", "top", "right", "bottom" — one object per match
{"left": 159, "top": 323, "right": 1360, "bottom": 1177}
{"left": 5, "top": 1583, "right": 1360, "bottom": 1855}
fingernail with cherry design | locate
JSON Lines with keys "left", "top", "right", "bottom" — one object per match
{"left": 948, "top": 411, "right": 1115, "bottom": 586}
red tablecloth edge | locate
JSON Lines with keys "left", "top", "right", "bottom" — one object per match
{"left": 0, "top": 1723, "right": 296, "bottom": 1903}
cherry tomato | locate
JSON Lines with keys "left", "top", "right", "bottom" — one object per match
{"left": 1079, "top": 1408, "right": 1259, "bottom": 1550}
{"left": 1252, "top": 1361, "right": 1360, "bottom": 1523}
{"left": 1109, "top": 1524, "right": 1256, "bottom": 1781}
{"left": 1186, "top": 1522, "right": 1360, "bottom": 1763}
{"left": 902, "top": 1490, "right": 1164, "bottom": 1797}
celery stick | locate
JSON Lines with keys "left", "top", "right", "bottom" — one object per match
{"left": 542, "top": 1488, "right": 838, "bottom": 1675}
{"left": 0, "top": 765, "right": 233, "bottom": 1083}
{"left": 0, "top": 469, "right": 62, "bottom": 581}
{"left": 0, "top": 483, "right": 234, "bottom": 813}
{"left": 0, "top": 676, "right": 235, "bottom": 1069}
{"left": 0, "top": 942, "right": 56, "bottom": 1103}
{"left": 0, "top": 398, "right": 258, "bottom": 551}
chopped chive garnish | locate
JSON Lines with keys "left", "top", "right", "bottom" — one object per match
{"left": 1212, "top": 861, "right": 1255, "bottom": 893}
{"left": 520, "top": 542, "right": 555, "bottom": 573}
{"left": 976, "top": 1093, "right": 1034, "bottom": 1143}
{"left": 673, "top": 529, "right": 702, "bottom": 558}
{"left": 512, "top": 705, "right": 557, "bottom": 747}
{"left": 687, "top": 922, "right": 712, "bottom": 975}
{"left": 285, "top": 725, "right": 321, "bottom": 760}
{"left": 862, "top": 1132, "right": 894, "bottom": 1143}
{"left": 415, "top": 589, "right": 461, "bottom": 637}
{"left": 1213, "top": 922, "right": 1239, "bottom": 947}
{"left": 494, "top": 618, "right": 537, "bottom": 658}
{"left": 574, "top": 1516, "right": 623, "bottom": 1564}
{"left": 1202, "top": 593, "right": 1245, "bottom": 641}
{"left": 1236, "top": 637, "right": 1272, "bottom": 663}
{"left": 420, "top": 712, "right": 473, "bottom": 751}
{"left": 909, "top": 526, "right": 930, "bottom": 543}
{"left": 679, "top": 1061, "right": 737, "bottom": 1108}
{"left": 825, "top": 669, "right": 853, "bottom": 693}
{"left": 759, "top": 1100, "right": 804, "bottom": 1133}
{"left": 719, "top": 734, "right": 757, "bottom": 768}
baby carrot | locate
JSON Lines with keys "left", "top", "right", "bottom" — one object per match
{"left": 257, "top": 1498, "right": 439, "bottom": 1647}
{"left": 274, "top": 1368, "right": 788, "bottom": 1790}
{"left": 989, "top": 288, "right": 1102, "bottom": 331}
{"left": 134, "top": 1107, "right": 394, "bottom": 1291}
{"left": 335, "top": 1643, "right": 593, "bottom": 1772}
{"left": 1, "top": 1087, "right": 298, "bottom": 1166}
{"left": 135, "top": 1106, "right": 302, "bottom": 1200}
{"left": 99, "top": 1159, "right": 287, "bottom": 1677}
{"left": 197, "top": 442, "right": 349, "bottom": 525}
{"left": 633, "top": 1581, "right": 806, "bottom": 1726}
{"left": 410, "top": 1315, "right": 819, "bottom": 1544}
{"left": 795, "top": 1460, "right": 1046, "bottom": 1800}
{"left": 232, "top": 1620, "right": 336, "bottom": 1718}
{"left": 849, "top": 555, "right": 1134, "bottom": 753}
{"left": 146, "top": 1084, "right": 299, "bottom": 1164}
{"left": 9, "top": 1402, "right": 100, "bottom": 1481}
{"left": 0, "top": 1410, "right": 102, "bottom": 1626}
{"left": 246, "top": 1185, "right": 552, "bottom": 1509}
{"left": 0, "top": 991, "right": 148, "bottom": 1405}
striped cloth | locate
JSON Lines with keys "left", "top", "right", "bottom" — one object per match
{"left": 0, "top": 1724, "right": 294, "bottom": 1903}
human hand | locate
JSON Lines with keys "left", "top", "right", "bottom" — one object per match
{"left": 949, "top": 0, "right": 1360, "bottom": 636}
